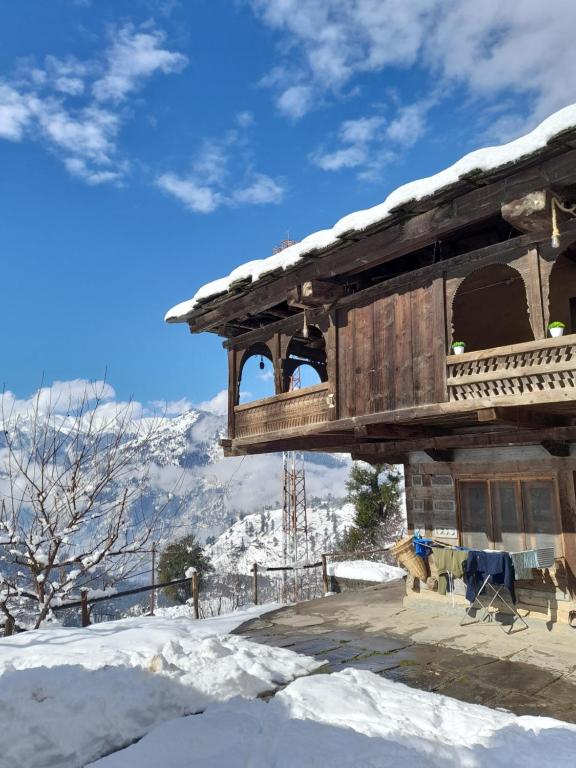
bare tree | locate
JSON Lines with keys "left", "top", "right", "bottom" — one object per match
{"left": 0, "top": 381, "right": 167, "bottom": 632}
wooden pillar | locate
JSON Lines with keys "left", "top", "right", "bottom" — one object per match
{"left": 326, "top": 312, "right": 339, "bottom": 419}
{"left": 273, "top": 332, "right": 283, "bottom": 395}
{"left": 192, "top": 572, "right": 199, "bottom": 619}
{"left": 227, "top": 348, "right": 237, "bottom": 439}
{"left": 513, "top": 247, "right": 547, "bottom": 339}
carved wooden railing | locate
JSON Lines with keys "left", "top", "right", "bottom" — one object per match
{"left": 234, "top": 383, "right": 335, "bottom": 439}
{"left": 447, "top": 335, "right": 576, "bottom": 403}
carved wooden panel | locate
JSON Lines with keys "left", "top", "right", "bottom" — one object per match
{"left": 234, "top": 383, "right": 335, "bottom": 439}
{"left": 447, "top": 337, "right": 576, "bottom": 402}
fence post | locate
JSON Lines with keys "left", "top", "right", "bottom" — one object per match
{"left": 192, "top": 572, "right": 199, "bottom": 619}
{"left": 80, "top": 589, "right": 91, "bottom": 627}
{"left": 252, "top": 563, "right": 259, "bottom": 605}
{"left": 149, "top": 542, "right": 156, "bottom": 616}
{"left": 321, "top": 554, "right": 329, "bottom": 594}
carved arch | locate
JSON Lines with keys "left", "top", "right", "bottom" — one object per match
{"left": 446, "top": 250, "right": 545, "bottom": 346}
{"left": 450, "top": 262, "right": 534, "bottom": 352}
{"left": 282, "top": 325, "right": 328, "bottom": 391}
{"left": 236, "top": 341, "right": 274, "bottom": 404}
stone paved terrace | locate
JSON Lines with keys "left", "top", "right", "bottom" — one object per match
{"left": 234, "top": 582, "right": 576, "bottom": 723}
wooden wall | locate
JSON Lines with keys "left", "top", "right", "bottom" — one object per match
{"left": 336, "top": 276, "right": 446, "bottom": 417}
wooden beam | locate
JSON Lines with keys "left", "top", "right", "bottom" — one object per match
{"left": 423, "top": 449, "right": 454, "bottom": 462}
{"left": 476, "top": 407, "right": 562, "bottom": 428}
{"left": 501, "top": 190, "right": 552, "bottom": 234}
{"left": 354, "top": 423, "right": 432, "bottom": 439}
{"left": 182, "top": 148, "right": 576, "bottom": 333}
{"left": 351, "top": 426, "right": 576, "bottom": 460}
{"left": 287, "top": 279, "right": 346, "bottom": 308}
{"left": 542, "top": 440, "right": 571, "bottom": 457}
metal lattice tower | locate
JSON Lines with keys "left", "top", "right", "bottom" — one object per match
{"left": 282, "top": 368, "right": 309, "bottom": 565}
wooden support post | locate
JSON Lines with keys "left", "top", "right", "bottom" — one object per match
{"left": 80, "top": 589, "right": 91, "bottom": 627}
{"left": 321, "top": 554, "right": 329, "bottom": 595}
{"left": 252, "top": 563, "right": 259, "bottom": 605}
{"left": 149, "top": 542, "right": 156, "bottom": 616}
{"left": 192, "top": 572, "right": 199, "bottom": 619}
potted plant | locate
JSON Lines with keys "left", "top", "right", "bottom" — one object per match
{"left": 548, "top": 321, "right": 566, "bottom": 338}
{"left": 451, "top": 340, "right": 466, "bottom": 355}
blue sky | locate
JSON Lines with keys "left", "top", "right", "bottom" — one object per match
{"left": 1, "top": 0, "right": 574, "bottom": 413}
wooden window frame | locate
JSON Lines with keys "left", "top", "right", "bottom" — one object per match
{"left": 456, "top": 475, "right": 564, "bottom": 558}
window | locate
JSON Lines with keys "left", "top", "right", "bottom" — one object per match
{"left": 459, "top": 481, "right": 491, "bottom": 550}
{"left": 458, "top": 478, "right": 561, "bottom": 558}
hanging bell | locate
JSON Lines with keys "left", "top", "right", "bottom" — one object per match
{"left": 259, "top": 356, "right": 265, "bottom": 370}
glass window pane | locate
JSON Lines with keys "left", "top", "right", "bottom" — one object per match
{"left": 459, "top": 481, "right": 491, "bottom": 549}
{"left": 492, "top": 481, "right": 524, "bottom": 552}
{"left": 522, "top": 480, "right": 558, "bottom": 551}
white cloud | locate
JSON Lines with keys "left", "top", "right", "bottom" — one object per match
{"left": 38, "top": 104, "right": 119, "bottom": 164}
{"left": 0, "top": 84, "right": 36, "bottom": 140}
{"left": 385, "top": 103, "right": 428, "bottom": 146}
{"left": 196, "top": 390, "right": 228, "bottom": 416}
{"left": 64, "top": 157, "right": 125, "bottom": 186}
{"left": 312, "top": 100, "right": 431, "bottom": 179}
{"left": 156, "top": 173, "right": 223, "bottom": 213}
{"left": 340, "top": 116, "right": 386, "bottom": 144}
{"left": 235, "top": 110, "right": 254, "bottom": 127}
{"left": 232, "top": 173, "right": 284, "bottom": 205}
{"left": 149, "top": 397, "right": 193, "bottom": 416}
{"left": 0, "top": 379, "right": 116, "bottom": 421}
{"left": 157, "top": 130, "right": 284, "bottom": 214}
{"left": 313, "top": 144, "right": 366, "bottom": 172}
{"left": 0, "top": 24, "right": 186, "bottom": 184}
{"left": 93, "top": 25, "right": 187, "bottom": 102}
{"left": 276, "top": 84, "right": 314, "bottom": 119}
{"left": 251, "top": 0, "right": 576, "bottom": 131}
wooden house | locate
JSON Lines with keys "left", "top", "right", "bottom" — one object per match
{"left": 166, "top": 106, "right": 576, "bottom": 624}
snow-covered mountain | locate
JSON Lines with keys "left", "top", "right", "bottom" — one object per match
{"left": 124, "top": 409, "right": 353, "bottom": 547}
{"left": 206, "top": 501, "right": 357, "bottom": 574}
{"left": 0, "top": 406, "right": 352, "bottom": 555}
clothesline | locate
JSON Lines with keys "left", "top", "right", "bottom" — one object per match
{"left": 411, "top": 536, "right": 555, "bottom": 607}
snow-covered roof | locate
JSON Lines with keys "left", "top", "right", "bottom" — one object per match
{"left": 165, "top": 103, "right": 576, "bottom": 324}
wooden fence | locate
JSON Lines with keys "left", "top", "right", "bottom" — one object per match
{"left": 4, "top": 546, "right": 397, "bottom": 633}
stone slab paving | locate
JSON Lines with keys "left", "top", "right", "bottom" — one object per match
{"left": 234, "top": 583, "right": 576, "bottom": 723}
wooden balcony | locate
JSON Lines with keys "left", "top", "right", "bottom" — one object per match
{"left": 447, "top": 335, "right": 576, "bottom": 405}
{"left": 234, "top": 382, "right": 336, "bottom": 440}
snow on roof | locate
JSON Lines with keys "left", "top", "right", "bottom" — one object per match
{"left": 165, "top": 103, "right": 576, "bottom": 323}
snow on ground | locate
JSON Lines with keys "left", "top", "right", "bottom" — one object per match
{"left": 327, "top": 559, "right": 406, "bottom": 583}
{"left": 166, "top": 103, "right": 576, "bottom": 320}
{"left": 0, "top": 605, "right": 320, "bottom": 768}
{"left": 93, "top": 667, "right": 576, "bottom": 767}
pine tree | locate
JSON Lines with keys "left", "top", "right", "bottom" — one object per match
{"left": 340, "top": 463, "right": 403, "bottom": 552}
{"left": 158, "top": 534, "right": 213, "bottom": 604}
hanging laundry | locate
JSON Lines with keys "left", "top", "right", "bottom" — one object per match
{"left": 432, "top": 548, "right": 468, "bottom": 596}
{"left": 464, "top": 550, "right": 516, "bottom": 604}
{"left": 510, "top": 550, "right": 538, "bottom": 580}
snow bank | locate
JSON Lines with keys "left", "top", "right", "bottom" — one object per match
{"left": 0, "top": 605, "right": 320, "bottom": 768}
{"left": 166, "top": 103, "right": 576, "bottom": 321}
{"left": 327, "top": 559, "right": 406, "bottom": 583}
{"left": 93, "top": 668, "right": 576, "bottom": 767}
